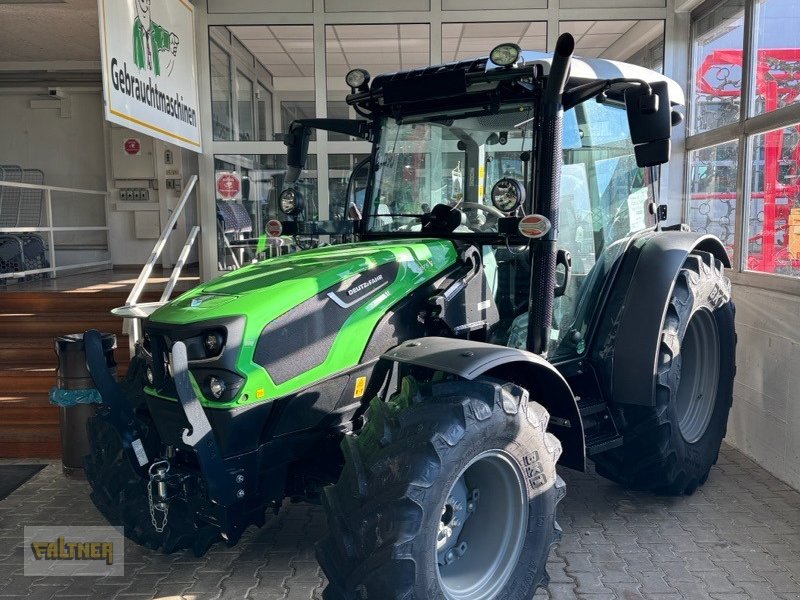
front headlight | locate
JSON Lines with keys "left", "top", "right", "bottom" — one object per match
{"left": 280, "top": 188, "right": 303, "bottom": 215}
{"left": 491, "top": 177, "right": 525, "bottom": 213}
{"left": 490, "top": 43, "right": 521, "bottom": 67}
{"left": 208, "top": 376, "right": 226, "bottom": 399}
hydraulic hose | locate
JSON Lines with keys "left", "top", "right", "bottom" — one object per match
{"left": 527, "top": 33, "right": 575, "bottom": 355}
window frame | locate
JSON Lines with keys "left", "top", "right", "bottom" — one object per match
{"left": 685, "top": 0, "right": 800, "bottom": 294}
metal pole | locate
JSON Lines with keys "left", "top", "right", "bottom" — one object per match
{"left": 160, "top": 226, "right": 201, "bottom": 303}
{"left": 125, "top": 175, "right": 198, "bottom": 309}
{"left": 45, "top": 189, "right": 57, "bottom": 278}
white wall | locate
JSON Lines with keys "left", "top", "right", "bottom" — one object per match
{"left": 725, "top": 283, "right": 800, "bottom": 490}
{"left": 0, "top": 89, "right": 108, "bottom": 251}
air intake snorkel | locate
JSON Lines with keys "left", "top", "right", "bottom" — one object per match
{"left": 527, "top": 33, "right": 575, "bottom": 355}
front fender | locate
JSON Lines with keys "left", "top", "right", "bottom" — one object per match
{"left": 594, "top": 231, "right": 729, "bottom": 407}
{"left": 383, "top": 337, "right": 586, "bottom": 471}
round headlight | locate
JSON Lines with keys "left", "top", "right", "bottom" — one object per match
{"left": 345, "top": 68, "right": 370, "bottom": 90}
{"left": 208, "top": 376, "right": 226, "bottom": 399}
{"left": 145, "top": 366, "right": 154, "bottom": 386}
{"left": 204, "top": 333, "right": 220, "bottom": 354}
{"left": 280, "top": 188, "right": 302, "bottom": 216}
{"left": 490, "top": 43, "right": 521, "bottom": 67}
{"left": 491, "top": 178, "right": 525, "bottom": 213}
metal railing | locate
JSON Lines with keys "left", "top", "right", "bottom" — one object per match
{"left": 114, "top": 175, "right": 199, "bottom": 349}
{"left": 0, "top": 180, "right": 110, "bottom": 280}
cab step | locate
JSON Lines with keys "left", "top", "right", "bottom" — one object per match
{"left": 578, "top": 397, "right": 624, "bottom": 456}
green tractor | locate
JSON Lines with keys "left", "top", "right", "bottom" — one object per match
{"left": 84, "top": 33, "right": 735, "bottom": 599}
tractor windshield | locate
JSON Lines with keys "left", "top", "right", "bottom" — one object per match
{"left": 365, "top": 99, "right": 657, "bottom": 247}
{"left": 366, "top": 107, "right": 535, "bottom": 234}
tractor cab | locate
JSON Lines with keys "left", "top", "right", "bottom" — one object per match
{"left": 280, "top": 43, "right": 682, "bottom": 360}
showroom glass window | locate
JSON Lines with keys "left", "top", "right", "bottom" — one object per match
{"left": 750, "top": 0, "right": 800, "bottom": 116}
{"left": 210, "top": 40, "right": 233, "bottom": 141}
{"left": 687, "top": 0, "right": 800, "bottom": 280}
{"left": 690, "top": 0, "right": 745, "bottom": 135}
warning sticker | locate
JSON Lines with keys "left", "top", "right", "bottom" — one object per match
{"left": 354, "top": 376, "right": 367, "bottom": 398}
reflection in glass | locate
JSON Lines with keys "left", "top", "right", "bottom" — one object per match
{"left": 210, "top": 41, "right": 233, "bottom": 141}
{"left": 213, "top": 155, "right": 318, "bottom": 269}
{"left": 745, "top": 124, "right": 800, "bottom": 275}
{"left": 690, "top": 0, "right": 745, "bottom": 134}
{"left": 687, "top": 141, "right": 739, "bottom": 260}
{"left": 257, "top": 84, "right": 273, "bottom": 141}
{"left": 236, "top": 71, "right": 254, "bottom": 141}
{"left": 751, "top": 0, "right": 800, "bottom": 116}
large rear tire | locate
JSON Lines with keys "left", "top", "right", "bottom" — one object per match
{"left": 593, "top": 250, "right": 735, "bottom": 495}
{"left": 317, "top": 375, "right": 565, "bottom": 600}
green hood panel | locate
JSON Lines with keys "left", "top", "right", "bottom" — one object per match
{"left": 148, "top": 239, "right": 457, "bottom": 406}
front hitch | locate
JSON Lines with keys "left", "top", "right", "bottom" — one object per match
{"left": 171, "top": 341, "right": 239, "bottom": 507}
{"left": 84, "top": 329, "right": 150, "bottom": 473}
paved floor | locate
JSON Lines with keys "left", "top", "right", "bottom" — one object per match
{"left": 0, "top": 444, "right": 798, "bottom": 600}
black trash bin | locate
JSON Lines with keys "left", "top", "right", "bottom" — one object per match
{"left": 51, "top": 333, "right": 117, "bottom": 477}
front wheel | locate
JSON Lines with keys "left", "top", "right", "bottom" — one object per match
{"left": 593, "top": 250, "right": 736, "bottom": 494}
{"left": 317, "top": 375, "right": 565, "bottom": 600}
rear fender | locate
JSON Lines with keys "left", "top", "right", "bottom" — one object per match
{"left": 594, "top": 231, "right": 729, "bottom": 407}
{"left": 383, "top": 337, "right": 585, "bottom": 471}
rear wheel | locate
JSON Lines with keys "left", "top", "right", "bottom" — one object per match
{"left": 593, "top": 251, "right": 735, "bottom": 494}
{"left": 317, "top": 375, "right": 564, "bottom": 600}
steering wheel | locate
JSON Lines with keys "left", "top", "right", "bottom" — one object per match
{"left": 459, "top": 201, "right": 508, "bottom": 232}
{"left": 460, "top": 202, "right": 506, "bottom": 219}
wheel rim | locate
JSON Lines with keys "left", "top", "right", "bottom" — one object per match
{"left": 436, "top": 450, "right": 528, "bottom": 600}
{"left": 675, "top": 308, "right": 720, "bottom": 444}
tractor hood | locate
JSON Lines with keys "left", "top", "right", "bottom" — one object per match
{"left": 151, "top": 238, "right": 457, "bottom": 326}
{"left": 146, "top": 238, "right": 458, "bottom": 405}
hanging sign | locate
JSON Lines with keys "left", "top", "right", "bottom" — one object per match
{"left": 98, "top": 0, "right": 202, "bottom": 152}
{"left": 216, "top": 172, "right": 241, "bottom": 201}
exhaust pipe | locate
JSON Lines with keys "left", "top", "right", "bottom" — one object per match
{"left": 527, "top": 33, "right": 575, "bottom": 355}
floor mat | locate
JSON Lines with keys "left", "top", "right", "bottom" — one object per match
{"left": 0, "top": 464, "right": 46, "bottom": 501}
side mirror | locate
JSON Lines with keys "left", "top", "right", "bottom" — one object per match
{"left": 284, "top": 122, "right": 312, "bottom": 184}
{"left": 346, "top": 156, "right": 371, "bottom": 220}
{"left": 625, "top": 80, "right": 671, "bottom": 167}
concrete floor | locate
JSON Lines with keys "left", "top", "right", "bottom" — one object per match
{"left": 0, "top": 444, "right": 798, "bottom": 600}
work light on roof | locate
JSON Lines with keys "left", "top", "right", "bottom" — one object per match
{"left": 345, "top": 68, "right": 371, "bottom": 92}
{"left": 490, "top": 43, "right": 521, "bottom": 67}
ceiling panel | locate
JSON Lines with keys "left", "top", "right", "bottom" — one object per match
{"left": 267, "top": 64, "right": 303, "bottom": 76}
{"left": 331, "top": 24, "right": 396, "bottom": 39}
{"left": 338, "top": 39, "right": 400, "bottom": 53}
{"left": 588, "top": 20, "right": 637, "bottom": 34}
{"left": 520, "top": 36, "right": 547, "bottom": 51}
{"left": 462, "top": 22, "right": 528, "bottom": 38}
{"left": 401, "top": 52, "right": 430, "bottom": 67}
{"left": 229, "top": 26, "right": 273, "bottom": 41}
{"left": 255, "top": 53, "right": 297, "bottom": 65}
{"left": 267, "top": 25, "right": 313, "bottom": 39}
{"left": 240, "top": 39, "right": 284, "bottom": 53}
{"left": 559, "top": 21, "right": 594, "bottom": 36}
{"left": 400, "top": 38, "right": 430, "bottom": 52}
{"left": 578, "top": 33, "right": 626, "bottom": 47}
{"left": 442, "top": 24, "right": 463, "bottom": 38}
{"left": 281, "top": 39, "right": 314, "bottom": 52}
{"left": 524, "top": 23, "right": 547, "bottom": 37}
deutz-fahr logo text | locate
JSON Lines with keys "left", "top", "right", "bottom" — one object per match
{"left": 348, "top": 274, "right": 384, "bottom": 296}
